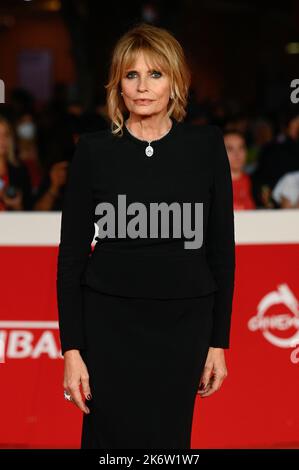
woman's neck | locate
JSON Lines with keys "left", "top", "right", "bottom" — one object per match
{"left": 125, "top": 116, "right": 173, "bottom": 142}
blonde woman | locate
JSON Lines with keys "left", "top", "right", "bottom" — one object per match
{"left": 0, "top": 116, "right": 32, "bottom": 211}
{"left": 57, "top": 22, "right": 235, "bottom": 449}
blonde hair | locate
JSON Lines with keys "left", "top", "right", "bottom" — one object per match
{"left": 0, "top": 116, "right": 19, "bottom": 166}
{"left": 104, "top": 22, "right": 191, "bottom": 137}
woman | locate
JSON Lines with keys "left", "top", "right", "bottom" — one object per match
{"left": 223, "top": 129, "right": 256, "bottom": 210}
{"left": 0, "top": 116, "right": 32, "bottom": 211}
{"left": 57, "top": 23, "right": 235, "bottom": 449}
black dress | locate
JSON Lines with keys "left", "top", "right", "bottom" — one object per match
{"left": 56, "top": 117, "right": 235, "bottom": 449}
{"left": 80, "top": 287, "right": 215, "bottom": 449}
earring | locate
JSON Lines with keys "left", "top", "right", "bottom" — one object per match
{"left": 120, "top": 91, "right": 123, "bottom": 95}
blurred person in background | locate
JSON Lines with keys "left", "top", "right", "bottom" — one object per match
{"left": 0, "top": 116, "right": 32, "bottom": 211}
{"left": 32, "top": 95, "right": 109, "bottom": 211}
{"left": 245, "top": 117, "right": 274, "bottom": 174}
{"left": 15, "top": 111, "right": 43, "bottom": 195}
{"left": 10, "top": 87, "right": 35, "bottom": 122}
{"left": 33, "top": 159, "right": 69, "bottom": 211}
{"left": 66, "top": 97, "right": 109, "bottom": 144}
{"left": 272, "top": 170, "right": 299, "bottom": 208}
{"left": 251, "top": 109, "right": 299, "bottom": 208}
{"left": 223, "top": 129, "right": 256, "bottom": 210}
{"left": 33, "top": 93, "right": 80, "bottom": 210}
{"left": 224, "top": 112, "right": 250, "bottom": 136}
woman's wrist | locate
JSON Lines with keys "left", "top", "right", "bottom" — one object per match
{"left": 64, "top": 349, "right": 81, "bottom": 357}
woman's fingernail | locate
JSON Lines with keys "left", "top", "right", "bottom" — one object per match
{"left": 86, "top": 394, "right": 91, "bottom": 400}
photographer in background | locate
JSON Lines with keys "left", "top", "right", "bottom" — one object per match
{"left": 0, "top": 116, "right": 32, "bottom": 211}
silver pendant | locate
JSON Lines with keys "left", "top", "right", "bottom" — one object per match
{"left": 145, "top": 144, "right": 154, "bottom": 157}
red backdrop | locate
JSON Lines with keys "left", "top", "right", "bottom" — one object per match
{"left": 0, "top": 239, "right": 298, "bottom": 448}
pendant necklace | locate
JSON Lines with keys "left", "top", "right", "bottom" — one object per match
{"left": 124, "top": 120, "right": 172, "bottom": 157}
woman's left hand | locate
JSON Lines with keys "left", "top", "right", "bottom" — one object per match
{"left": 197, "top": 347, "right": 228, "bottom": 397}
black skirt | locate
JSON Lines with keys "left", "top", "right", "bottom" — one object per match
{"left": 80, "top": 284, "right": 215, "bottom": 449}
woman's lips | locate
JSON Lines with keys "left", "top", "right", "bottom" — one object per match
{"left": 134, "top": 99, "right": 153, "bottom": 105}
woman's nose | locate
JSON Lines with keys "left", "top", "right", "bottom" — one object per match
{"left": 137, "top": 76, "right": 148, "bottom": 91}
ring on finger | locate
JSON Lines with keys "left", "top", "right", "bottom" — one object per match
{"left": 64, "top": 390, "right": 73, "bottom": 402}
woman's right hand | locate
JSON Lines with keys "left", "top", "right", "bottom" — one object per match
{"left": 63, "top": 349, "right": 92, "bottom": 414}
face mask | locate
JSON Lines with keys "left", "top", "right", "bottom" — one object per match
{"left": 16, "top": 122, "right": 36, "bottom": 140}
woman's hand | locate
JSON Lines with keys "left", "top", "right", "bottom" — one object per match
{"left": 63, "top": 349, "right": 92, "bottom": 414}
{"left": 197, "top": 347, "right": 228, "bottom": 398}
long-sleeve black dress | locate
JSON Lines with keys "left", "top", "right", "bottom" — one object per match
{"left": 56, "top": 116, "right": 235, "bottom": 449}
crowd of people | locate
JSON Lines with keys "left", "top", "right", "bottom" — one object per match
{"left": 0, "top": 85, "right": 299, "bottom": 211}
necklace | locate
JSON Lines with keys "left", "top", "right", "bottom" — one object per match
{"left": 124, "top": 120, "right": 173, "bottom": 157}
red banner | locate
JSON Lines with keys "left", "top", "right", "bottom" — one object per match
{"left": 0, "top": 213, "right": 299, "bottom": 448}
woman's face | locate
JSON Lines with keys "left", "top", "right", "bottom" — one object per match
{"left": 0, "top": 123, "right": 10, "bottom": 158}
{"left": 224, "top": 134, "right": 247, "bottom": 173}
{"left": 120, "top": 51, "right": 171, "bottom": 118}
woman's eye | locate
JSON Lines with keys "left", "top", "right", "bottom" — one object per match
{"left": 126, "top": 71, "right": 162, "bottom": 79}
{"left": 151, "top": 71, "right": 162, "bottom": 78}
{"left": 126, "top": 72, "right": 136, "bottom": 79}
